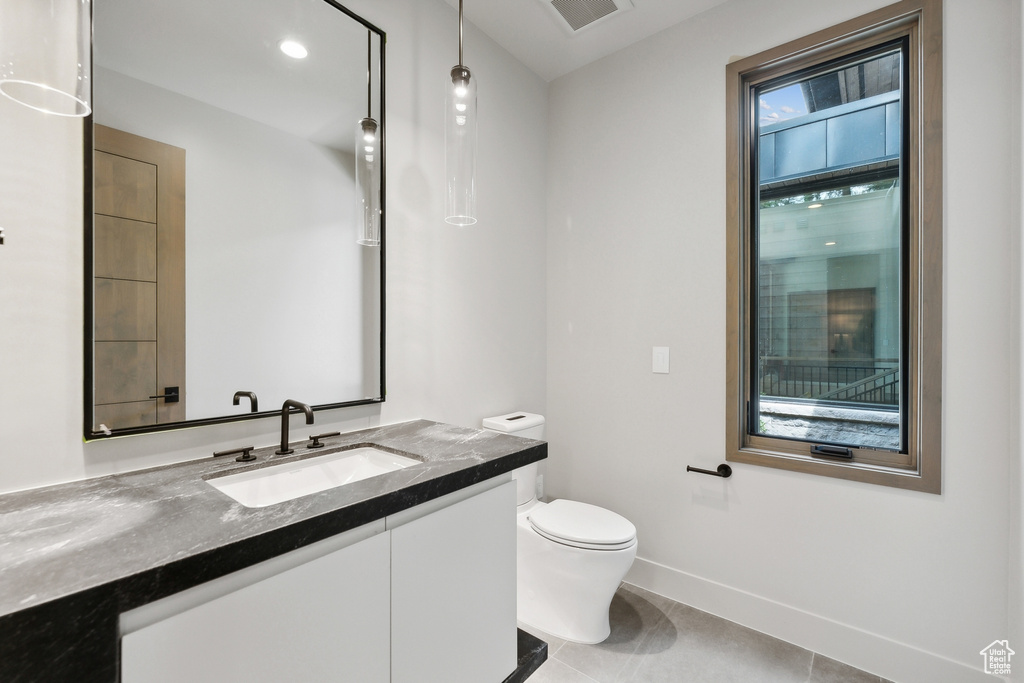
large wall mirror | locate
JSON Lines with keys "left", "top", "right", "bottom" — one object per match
{"left": 85, "top": 0, "right": 385, "bottom": 439}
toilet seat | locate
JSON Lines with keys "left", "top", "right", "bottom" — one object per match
{"left": 528, "top": 499, "right": 636, "bottom": 551}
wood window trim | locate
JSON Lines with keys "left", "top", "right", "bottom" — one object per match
{"left": 725, "top": 0, "right": 942, "bottom": 493}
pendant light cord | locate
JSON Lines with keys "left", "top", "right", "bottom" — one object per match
{"left": 366, "top": 30, "right": 372, "bottom": 118}
{"left": 458, "top": 0, "right": 464, "bottom": 67}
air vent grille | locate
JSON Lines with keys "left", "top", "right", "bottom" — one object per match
{"left": 550, "top": 0, "right": 620, "bottom": 31}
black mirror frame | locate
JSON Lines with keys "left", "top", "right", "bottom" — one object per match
{"left": 83, "top": 0, "right": 386, "bottom": 440}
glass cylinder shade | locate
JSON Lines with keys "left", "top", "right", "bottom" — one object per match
{"left": 0, "top": 0, "right": 92, "bottom": 117}
{"left": 445, "top": 65, "right": 477, "bottom": 226}
{"left": 356, "top": 117, "right": 381, "bottom": 246}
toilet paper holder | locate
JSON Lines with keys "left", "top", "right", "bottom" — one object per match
{"left": 686, "top": 464, "right": 732, "bottom": 478}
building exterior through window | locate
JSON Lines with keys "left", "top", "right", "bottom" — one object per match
{"left": 753, "top": 47, "right": 904, "bottom": 452}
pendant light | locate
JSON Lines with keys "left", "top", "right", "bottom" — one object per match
{"left": 356, "top": 30, "right": 381, "bottom": 247}
{"left": 445, "top": 0, "right": 477, "bottom": 226}
{"left": 0, "top": 0, "right": 92, "bottom": 117}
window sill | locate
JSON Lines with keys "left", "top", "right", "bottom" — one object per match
{"left": 728, "top": 446, "right": 938, "bottom": 493}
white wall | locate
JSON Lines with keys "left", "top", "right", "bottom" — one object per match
{"left": 546, "top": 0, "right": 1019, "bottom": 681}
{"left": 0, "top": 0, "right": 547, "bottom": 491}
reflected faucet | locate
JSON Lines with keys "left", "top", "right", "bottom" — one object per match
{"left": 232, "top": 390, "right": 258, "bottom": 413}
{"left": 277, "top": 399, "right": 314, "bottom": 455}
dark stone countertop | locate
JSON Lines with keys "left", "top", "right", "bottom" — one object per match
{"left": 0, "top": 419, "right": 546, "bottom": 682}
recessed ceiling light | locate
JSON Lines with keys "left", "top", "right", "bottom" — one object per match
{"left": 279, "top": 40, "right": 308, "bottom": 59}
{"left": 825, "top": 241, "right": 837, "bottom": 246}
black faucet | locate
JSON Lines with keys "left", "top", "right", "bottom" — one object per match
{"left": 232, "top": 390, "right": 258, "bottom": 413}
{"left": 277, "top": 399, "right": 314, "bottom": 455}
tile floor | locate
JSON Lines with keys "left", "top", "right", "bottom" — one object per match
{"left": 521, "top": 583, "right": 895, "bottom": 683}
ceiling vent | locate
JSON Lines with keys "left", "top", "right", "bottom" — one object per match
{"left": 544, "top": 0, "right": 633, "bottom": 33}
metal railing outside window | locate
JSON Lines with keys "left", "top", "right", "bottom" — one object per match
{"left": 759, "top": 357, "right": 899, "bottom": 407}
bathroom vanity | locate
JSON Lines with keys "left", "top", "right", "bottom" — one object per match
{"left": 0, "top": 420, "right": 547, "bottom": 682}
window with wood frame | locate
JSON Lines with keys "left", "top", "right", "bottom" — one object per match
{"left": 725, "top": 0, "right": 942, "bottom": 492}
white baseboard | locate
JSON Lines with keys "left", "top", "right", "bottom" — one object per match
{"left": 625, "top": 557, "right": 998, "bottom": 683}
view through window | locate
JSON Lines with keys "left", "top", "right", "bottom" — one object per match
{"left": 752, "top": 46, "right": 905, "bottom": 453}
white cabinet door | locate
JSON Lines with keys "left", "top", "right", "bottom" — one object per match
{"left": 121, "top": 524, "right": 390, "bottom": 683}
{"left": 391, "top": 480, "right": 517, "bottom": 683}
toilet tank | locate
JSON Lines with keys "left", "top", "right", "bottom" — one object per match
{"left": 482, "top": 412, "right": 545, "bottom": 505}
{"left": 481, "top": 412, "right": 545, "bottom": 440}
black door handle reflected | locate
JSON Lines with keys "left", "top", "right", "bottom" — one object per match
{"left": 149, "top": 386, "right": 180, "bottom": 403}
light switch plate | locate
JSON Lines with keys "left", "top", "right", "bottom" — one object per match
{"left": 653, "top": 346, "right": 670, "bottom": 374}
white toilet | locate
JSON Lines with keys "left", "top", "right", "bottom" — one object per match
{"left": 482, "top": 412, "right": 637, "bottom": 644}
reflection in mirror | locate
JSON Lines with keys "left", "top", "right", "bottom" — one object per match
{"left": 86, "top": 0, "right": 385, "bottom": 439}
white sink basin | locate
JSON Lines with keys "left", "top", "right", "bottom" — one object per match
{"left": 207, "top": 446, "right": 420, "bottom": 508}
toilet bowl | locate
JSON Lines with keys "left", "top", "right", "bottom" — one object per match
{"left": 482, "top": 412, "right": 638, "bottom": 644}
